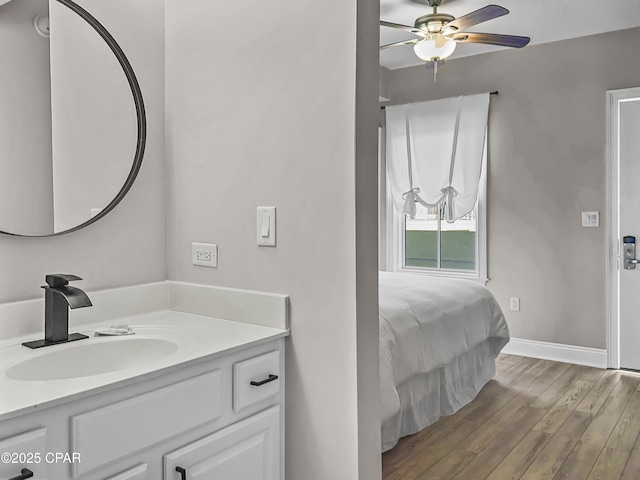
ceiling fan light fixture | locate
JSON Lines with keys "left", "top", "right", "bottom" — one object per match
{"left": 426, "top": 21, "right": 443, "bottom": 33}
{"left": 380, "top": 3, "right": 530, "bottom": 74}
{"left": 413, "top": 36, "right": 457, "bottom": 61}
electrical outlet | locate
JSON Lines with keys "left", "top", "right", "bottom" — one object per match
{"left": 192, "top": 242, "right": 218, "bottom": 268}
{"left": 195, "top": 249, "right": 211, "bottom": 261}
{"left": 510, "top": 297, "right": 520, "bottom": 312}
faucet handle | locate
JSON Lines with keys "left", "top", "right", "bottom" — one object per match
{"left": 45, "top": 274, "right": 83, "bottom": 288}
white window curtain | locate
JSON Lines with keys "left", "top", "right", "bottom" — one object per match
{"left": 386, "top": 93, "right": 490, "bottom": 222}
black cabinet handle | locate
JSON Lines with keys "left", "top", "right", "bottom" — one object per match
{"left": 250, "top": 374, "right": 279, "bottom": 387}
{"left": 176, "top": 466, "right": 187, "bottom": 480}
{"left": 9, "top": 469, "right": 34, "bottom": 480}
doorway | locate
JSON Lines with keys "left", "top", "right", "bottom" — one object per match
{"left": 607, "top": 86, "right": 640, "bottom": 370}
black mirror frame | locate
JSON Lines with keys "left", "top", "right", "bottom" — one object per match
{"left": 0, "top": 0, "right": 146, "bottom": 237}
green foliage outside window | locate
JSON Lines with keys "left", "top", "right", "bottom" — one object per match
{"left": 405, "top": 230, "right": 476, "bottom": 270}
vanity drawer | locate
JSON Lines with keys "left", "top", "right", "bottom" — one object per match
{"left": 71, "top": 370, "right": 221, "bottom": 477}
{"left": 0, "top": 428, "right": 49, "bottom": 479}
{"left": 233, "top": 350, "right": 280, "bottom": 412}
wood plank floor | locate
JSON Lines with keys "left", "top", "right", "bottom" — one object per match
{"left": 382, "top": 354, "right": 640, "bottom": 480}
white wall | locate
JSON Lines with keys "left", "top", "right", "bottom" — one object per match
{"left": 0, "top": 0, "right": 166, "bottom": 302}
{"left": 384, "top": 27, "right": 640, "bottom": 350}
{"left": 165, "top": 0, "right": 380, "bottom": 478}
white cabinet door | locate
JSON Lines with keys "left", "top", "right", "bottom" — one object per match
{"left": 164, "top": 406, "right": 280, "bottom": 480}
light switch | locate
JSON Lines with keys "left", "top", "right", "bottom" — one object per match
{"left": 261, "top": 216, "right": 270, "bottom": 237}
{"left": 257, "top": 207, "right": 276, "bottom": 247}
{"left": 581, "top": 211, "right": 600, "bottom": 227}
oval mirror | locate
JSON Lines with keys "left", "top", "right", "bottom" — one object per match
{"left": 0, "top": 0, "right": 145, "bottom": 236}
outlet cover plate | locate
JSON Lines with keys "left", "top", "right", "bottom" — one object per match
{"left": 192, "top": 242, "right": 218, "bottom": 268}
{"left": 510, "top": 297, "right": 520, "bottom": 312}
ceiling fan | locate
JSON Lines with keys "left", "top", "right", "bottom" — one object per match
{"left": 381, "top": 0, "right": 530, "bottom": 78}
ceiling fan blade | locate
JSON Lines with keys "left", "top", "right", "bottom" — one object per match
{"left": 380, "top": 39, "right": 421, "bottom": 51}
{"left": 445, "top": 5, "right": 509, "bottom": 33}
{"left": 451, "top": 32, "right": 530, "bottom": 48}
{"left": 380, "top": 20, "right": 424, "bottom": 36}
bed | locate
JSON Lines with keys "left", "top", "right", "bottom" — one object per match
{"left": 380, "top": 271, "right": 509, "bottom": 452}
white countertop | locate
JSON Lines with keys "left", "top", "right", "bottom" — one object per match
{"left": 0, "top": 310, "right": 289, "bottom": 422}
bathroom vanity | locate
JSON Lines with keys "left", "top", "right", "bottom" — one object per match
{"left": 0, "top": 1, "right": 290, "bottom": 478}
{"left": 0, "top": 283, "right": 289, "bottom": 480}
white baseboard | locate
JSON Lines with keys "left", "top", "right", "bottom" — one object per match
{"left": 502, "top": 337, "right": 607, "bottom": 369}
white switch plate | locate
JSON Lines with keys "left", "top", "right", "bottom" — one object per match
{"left": 510, "top": 297, "right": 520, "bottom": 312}
{"left": 192, "top": 242, "right": 218, "bottom": 267}
{"left": 581, "top": 211, "right": 600, "bottom": 227}
{"left": 257, "top": 207, "right": 276, "bottom": 247}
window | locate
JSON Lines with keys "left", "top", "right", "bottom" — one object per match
{"left": 386, "top": 157, "right": 487, "bottom": 282}
{"left": 405, "top": 203, "right": 477, "bottom": 270}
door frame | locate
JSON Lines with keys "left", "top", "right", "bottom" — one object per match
{"left": 606, "top": 86, "right": 640, "bottom": 369}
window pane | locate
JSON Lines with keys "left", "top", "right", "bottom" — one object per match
{"left": 404, "top": 204, "right": 438, "bottom": 268}
{"left": 441, "top": 209, "right": 476, "bottom": 270}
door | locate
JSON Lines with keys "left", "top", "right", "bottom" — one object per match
{"left": 609, "top": 87, "right": 640, "bottom": 369}
{"left": 163, "top": 406, "right": 280, "bottom": 480}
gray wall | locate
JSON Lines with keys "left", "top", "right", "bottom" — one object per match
{"left": 379, "top": 66, "right": 390, "bottom": 101}
{"left": 0, "top": 0, "right": 53, "bottom": 235}
{"left": 164, "top": 0, "right": 380, "bottom": 478}
{"left": 50, "top": 0, "right": 136, "bottom": 232}
{"left": 357, "top": 1, "right": 383, "bottom": 477}
{"left": 0, "top": 0, "right": 166, "bottom": 302}
{"left": 385, "top": 27, "right": 640, "bottom": 349}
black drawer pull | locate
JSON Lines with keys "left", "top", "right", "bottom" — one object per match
{"left": 176, "top": 466, "right": 187, "bottom": 480}
{"left": 9, "top": 469, "right": 34, "bottom": 480}
{"left": 250, "top": 374, "right": 279, "bottom": 387}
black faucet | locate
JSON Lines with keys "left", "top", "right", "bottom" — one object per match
{"left": 22, "top": 274, "right": 93, "bottom": 349}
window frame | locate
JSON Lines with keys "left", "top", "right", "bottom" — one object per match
{"left": 385, "top": 145, "right": 488, "bottom": 284}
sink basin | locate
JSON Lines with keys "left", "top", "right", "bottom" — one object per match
{"left": 6, "top": 337, "right": 180, "bottom": 381}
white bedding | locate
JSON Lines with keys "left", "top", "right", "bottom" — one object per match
{"left": 380, "top": 272, "right": 509, "bottom": 451}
